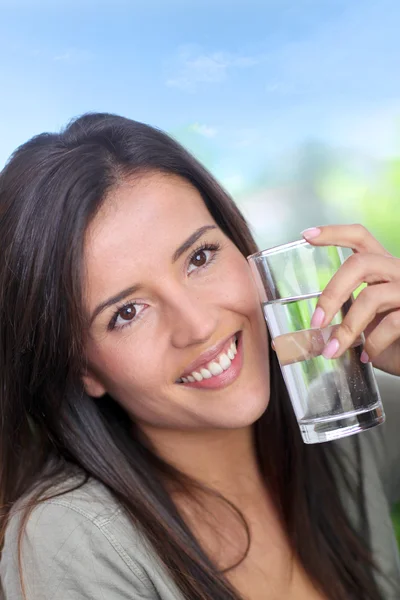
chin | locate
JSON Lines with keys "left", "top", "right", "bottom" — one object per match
{"left": 213, "top": 392, "right": 270, "bottom": 430}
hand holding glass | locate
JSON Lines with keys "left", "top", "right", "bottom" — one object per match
{"left": 248, "top": 240, "right": 385, "bottom": 444}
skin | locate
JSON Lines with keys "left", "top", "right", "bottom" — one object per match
{"left": 82, "top": 182, "right": 395, "bottom": 598}
{"left": 82, "top": 172, "right": 270, "bottom": 494}
{"left": 303, "top": 224, "right": 400, "bottom": 376}
{"left": 82, "top": 172, "right": 329, "bottom": 598}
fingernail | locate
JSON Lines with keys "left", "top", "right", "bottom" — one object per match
{"left": 301, "top": 227, "right": 322, "bottom": 240}
{"left": 311, "top": 307, "right": 325, "bottom": 328}
{"left": 360, "top": 350, "right": 370, "bottom": 363}
{"left": 322, "top": 338, "right": 340, "bottom": 359}
{"left": 271, "top": 340, "right": 276, "bottom": 350}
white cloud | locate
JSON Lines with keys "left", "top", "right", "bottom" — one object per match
{"left": 53, "top": 48, "right": 94, "bottom": 63}
{"left": 166, "top": 46, "right": 268, "bottom": 92}
{"left": 189, "top": 122, "right": 217, "bottom": 138}
{"left": 166, "top": 52, "right": 229, "bottom": 91}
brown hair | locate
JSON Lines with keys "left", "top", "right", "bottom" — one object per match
{"left": 0, "top": 113, "right": 385, "bottom": 598}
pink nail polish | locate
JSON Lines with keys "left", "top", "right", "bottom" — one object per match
{"left": 311, "top": 307, "right": 325, "bottom": 328}
{"left": 360, "top": 350, "right": 369, "bottom": 363}
{"left": 301, "top": 227, "right": 322, "bottom": 240}
{"left": 322, "top": 338, "right": 340, "bottom": 359}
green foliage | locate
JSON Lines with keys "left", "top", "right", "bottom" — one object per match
{"left": 318, "top": 153, "right": 400, "bottom": 257}
{"left": 391, "top": 503, "right": 400, "bottom": 547}
{"left": 358, "top": 158, "right": 400, "bottom": 256}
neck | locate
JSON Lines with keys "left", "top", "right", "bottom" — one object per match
{"left": 139, "top": 424, "right": 264, "bottom": 502}
{"left": 140, "top": 423, "right": 287, "bottom": 577}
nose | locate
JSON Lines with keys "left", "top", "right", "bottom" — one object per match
{"left": 167, "top": 286, "right": 218, "bottom": 349}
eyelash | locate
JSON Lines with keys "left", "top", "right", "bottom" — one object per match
{"left": 187, "top": 241, "right": 220, "bottom": 273}
{"left": 108, "top": 241, "right": 221, "bottom": 331}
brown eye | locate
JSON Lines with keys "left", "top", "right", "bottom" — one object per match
{"left": 109, "top": 302, "right": 147, "bottom": 331}
{"left": 187, "top": 244, "right": 220, "bottom": 275}
{"left": 119, "top": 304, "right": 136, "bottom": 321}
{"left": 191, "top": 250, "right": 208, "bottom": 268}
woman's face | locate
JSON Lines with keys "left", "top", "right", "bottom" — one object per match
{"left": 83, "top": 173, "right": 270, "bottom": 432}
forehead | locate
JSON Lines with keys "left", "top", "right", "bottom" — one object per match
{"left": 84, "top": 173, "right": 216, "bottom": 299}
{"left": 88, "top": 172, "right": 214, "bottom": 251}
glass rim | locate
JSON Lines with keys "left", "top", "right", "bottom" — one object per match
{"left": 247, "top": 238, "right": 310, "bottom": 261}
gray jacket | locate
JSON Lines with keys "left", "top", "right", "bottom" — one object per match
{"left": 1, "top": 372, "right": 400, "bottom": 599}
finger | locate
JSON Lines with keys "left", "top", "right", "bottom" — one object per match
{"left": 311, "top": 253, "right": 400, "bottom": 329}
{"left": 319, "top": 282, "right": 400, "bottom": 359}
{"left": 363, "top": 309, "right": 400, "bottom": 364}
{"left": 302, "top": 224, "right": 391, "bottom": 256}
{"left": 272, "top": 325, "right": 361, "bottom": 366}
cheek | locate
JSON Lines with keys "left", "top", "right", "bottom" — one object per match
{"left": 216, "top": 253, "right": 270, "bottom": 353}
{"left": 216, "top": 254, "right": 262, "bottom": 314}
{"left": 87, "top": 341, "right": 171, "bottom": 422}
{"left": 86, "top": 335, "right": 159, "bottom": 397}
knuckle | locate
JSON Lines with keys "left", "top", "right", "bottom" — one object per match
{"left": 340, "top": 320, "right": 356, "bottom": 339}
{"left": 357, "top": 286, "right": 376, "bottom": 309}
{"left": 347, "top": 252, "right": 365, "bottom": 270}
{"left": 353, "top": 222, "right": 367, "bottom": 233}
{"left": 353, "top": 223, "right": 368, "bottom": 241}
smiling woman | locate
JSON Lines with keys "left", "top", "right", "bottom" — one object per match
{"left": 0, "top": 113, "right": 399, "bottom": 600}
{"left": 82, "top": 172, "right": 269, "bottom": 430}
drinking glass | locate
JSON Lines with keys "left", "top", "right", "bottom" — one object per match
{"left": 248, "top": 239, "right": 385, "bottom": 444}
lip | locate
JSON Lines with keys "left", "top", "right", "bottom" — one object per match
{"left": 178, "top": 331, "right": 239, "bottom": 379}
{"left": 179, "top": 332, "right": 243, "bottom": 390}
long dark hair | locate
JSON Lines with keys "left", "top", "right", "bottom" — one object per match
{"left": 0, "top": 113, "right": 385, "bottom": 599}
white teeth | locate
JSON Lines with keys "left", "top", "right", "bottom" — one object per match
{"left": 208, "top": 361, "right": 224, "bottom": 376}
{"left": 219, "top": 353, "right": 231, "bottom": 370}
{"left": 200, "top": 368, "right": 212, "bottom": 379}
{"left": 180, "top": 335, "right": 239, "bottom": 383}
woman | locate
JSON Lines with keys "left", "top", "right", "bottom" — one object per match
{"left": 0, "top": 113, "right": 400, "bottom": 599}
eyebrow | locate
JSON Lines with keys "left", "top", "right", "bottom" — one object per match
{"left": 89, "top": 224, "right": 218, "bottom": 325}
{"left": 172, "top": 224, "right": 217, "bottom": 263}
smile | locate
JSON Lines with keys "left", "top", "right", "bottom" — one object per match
{"left": 176, "top": 332, "right": 243, "bottom": 390}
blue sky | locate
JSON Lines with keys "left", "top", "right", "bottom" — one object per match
{"left": 1, "top": 0, "right": 400, "bottom": 193}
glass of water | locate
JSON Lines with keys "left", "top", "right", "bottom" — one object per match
{"left": 247, "top": 239, "right": 385, "bottom": 444}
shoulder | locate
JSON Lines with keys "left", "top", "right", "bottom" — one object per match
{"left": 1, "top": 475, "right": 158, "bottom": 599}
